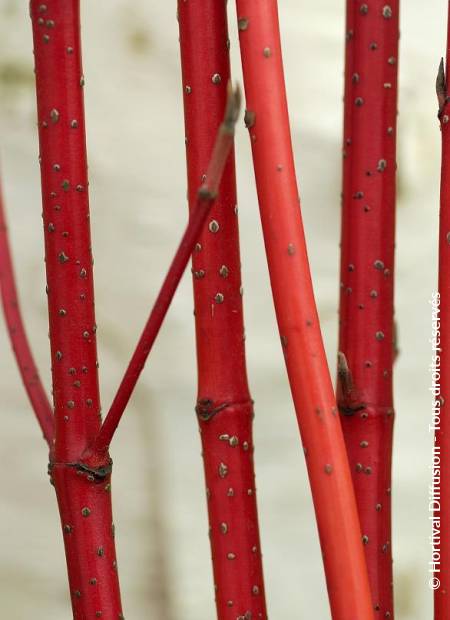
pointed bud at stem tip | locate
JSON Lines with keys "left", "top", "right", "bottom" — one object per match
{"left": 437, "top": 57, "right": 447, "bottom": 115}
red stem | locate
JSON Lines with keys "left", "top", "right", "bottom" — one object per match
{"left": 435, "top": 4, "right": 450, "bottom": 617}
{"left": 0, "top": 181, "right": 54, "bottom": 446}
{"left": 87, "top": 86, "right": 241, "bottom": 463}
{"left": 178, "top": 3, "right": 268, "bottom": 618}
{"left": 337, "top": 3, "right": 399, "bottom": 616}
{"left": 30, "top": 2, "right": 123, "bottom": 617}
{"left": 235, "top": 2, "right": 373, "bottom": 618}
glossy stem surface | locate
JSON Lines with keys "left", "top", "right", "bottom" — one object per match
{"left": 235, "top": 1, "right": 374, "bottom": 618}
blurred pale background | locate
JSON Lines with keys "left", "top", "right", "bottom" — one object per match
{"left": 0, "top": 1, "right": 443, "bottom": 618}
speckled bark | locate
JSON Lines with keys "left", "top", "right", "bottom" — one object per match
{"left": 178, "top": 3, "right": 268, "bottom": 619}
{"left": 435, "top": 5, "right": 450, "bottom": 616}
{"left": 337, "top": 3, "right": 399, "bottom": 617}
{"left": 235, "top": 1, "right": 373, "bottom": 618}
{"left": 0, "top": 181, "right": 54, "bottom": 445}
{"left": 30, "top": 2, "right": 123, "bottom": 617}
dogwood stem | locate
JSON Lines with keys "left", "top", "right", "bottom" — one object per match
{"left": 235, "top": 1, "right": 373, "bottom": 617}
{"left": 31, "top": 2, "right": 123, "bottom": 617}
{"left": 435, "top": 4, "right": 450, "bottom": 616}
{"left": 337, "top": 2, "right": 399, "bottom": 616}
{"left": 178, "top": 3, "right": 269, "bottom": 618}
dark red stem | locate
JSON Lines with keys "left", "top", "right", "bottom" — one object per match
{"left": 178, "top": 2, "right": 268, "bottom": 618}
{"left": 235, "top": 1, "right": 374, "bottom": 618}
{"left": 435, "top": 3, "right": 450, "bottom": 617}
{"left": 338, "top": 2, "right": 399, "bottom": 616}
{"left": 30, "top": 2, "right": 123, "bottom": 617}
{"left": 0, "top": 180, "right": 54, "bottom": 446}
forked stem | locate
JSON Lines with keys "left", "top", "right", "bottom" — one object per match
{"left": 31, "top": 2, "right": 123, "bottom": 616}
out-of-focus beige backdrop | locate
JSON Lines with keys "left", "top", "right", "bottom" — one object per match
{"left": 0, "top": 1, "right": 442, "bottom": 618}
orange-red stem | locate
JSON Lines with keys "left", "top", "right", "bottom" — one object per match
{"left": 235, "top": 1, "right": 373, "bottom": 617}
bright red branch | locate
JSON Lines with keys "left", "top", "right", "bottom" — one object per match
{"left": 235, "top": 1, "right": 373, "bottom": 618}
{"left": 30, "top": 2, "right": 123, "bottom": 617}
{"left": 337, "top": 2, "right": 399, "bottom": 616}
{"left": 0, "top": 181, "right": 54, "bottom": 446}
{"left": 32, "top": 0, "right": 101, "bottom": 462}
{"left": 178, "top": 2, "right": 268, "bottom": 618}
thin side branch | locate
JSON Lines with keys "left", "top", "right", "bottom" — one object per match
{"left": 0, "top": 182, "right": 53, "bottom": 446}
{"left": 86, "top": 85, "right": 241, "bottom": 462}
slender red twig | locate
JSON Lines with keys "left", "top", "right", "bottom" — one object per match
{"left": 337, "top": 2, "right": 399, "bottom": 616}
{"left": 0, "top": 181, "right": 54, "bottom": 446}
{"left": 178, "top": 3, "right": 268, "bottom": 618}
{"left": 235, "top": 2, "right": 373, "bottom": 618}
{"left": 31, "top": 2, "right": 123, "bottom": 617}
{"left": 85, "top": 84, "right": 241, "bottom": 465}
{"left": 435, "top": 4, "right": 450, "bottom": 616}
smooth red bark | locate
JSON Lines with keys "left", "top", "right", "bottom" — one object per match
{"left": 178, "top": 3, "right": 268, "bottom": 618}
{"left": 30, "top": 2, "right": 123, "bottom": 617}
{"left": 435, "top": 4, "right": 450, "bottom": 616}
{"left": 235, "top": 1, "right": 373, "bottom": 618}
{"left": 0, "top": 181, "right": 54, "bottom": 445}
{"left": 337, "top": 3, "right": 399, "bottom": 616}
